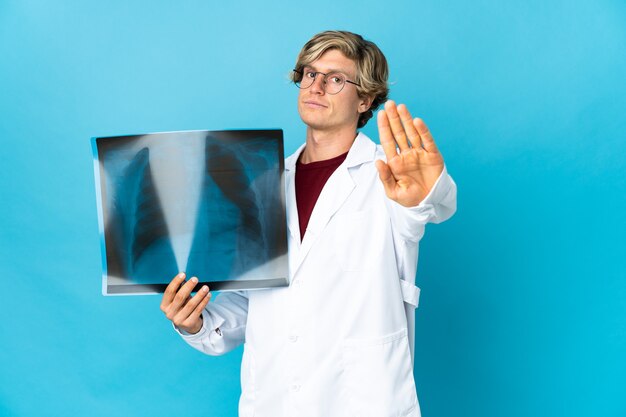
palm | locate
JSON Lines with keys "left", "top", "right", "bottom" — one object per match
{"left": 376, "top": 101, "right": 445, "bottom": 207}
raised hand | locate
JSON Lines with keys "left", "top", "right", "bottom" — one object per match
{"left": 375, "top": 100, "right": 445, "bottom": 207}
{"left": 160, "top": 272, "right": 211, "bottom": 334}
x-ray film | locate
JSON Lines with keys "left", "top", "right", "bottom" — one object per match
{"left": 92, "top": 129, "right": 288, "bottom": 295}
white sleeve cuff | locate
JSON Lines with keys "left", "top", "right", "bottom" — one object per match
{"left": 387, "top": 164, "right": 457, "bottom": 241}
{"left": 173, "top": 310, "right": 213, "bottom": 340}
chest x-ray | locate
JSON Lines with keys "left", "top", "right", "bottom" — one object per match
{"left": 92, "top": 129, "right": 288, "bottom": 295}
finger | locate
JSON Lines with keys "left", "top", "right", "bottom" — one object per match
{"left": 413, "top": 118, "right": 440, "bottom": 154}
{"left": 397, "top": 104, "right": 422, "bottom": 149}
{"left": 178, "top": 292, "right": 212, "bottom": 332}
{"left": 187, "top": 290, "right": 212, "bottom": 324}
{"left": 161, "top": 272, "right": 186, "bottom": 312}
{"left": 375, "top": 159, "right": 396, "bottom": 197}
{"left": 377, "top": 110, "right": 398, "bottom": 162}
{"left": 168, "top": 276, "right": 199, "bottom": 316}
{"left": 177, "top": 285, "right": 210, "bottom": 321}
{"left": 384, "top": 100, "right": 410, "bottom": 151}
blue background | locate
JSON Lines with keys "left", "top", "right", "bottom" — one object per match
{"left": 1, "top": 1, "right": 625, "bottom": 416}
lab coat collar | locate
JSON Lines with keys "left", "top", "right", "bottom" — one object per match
{"left": 284, "top": 131, "right": 376, "bottom": 172}
{"left": 285, "top": 131, "right": 377, "bottom": 278}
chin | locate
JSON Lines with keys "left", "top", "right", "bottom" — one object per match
{"left": 302, "top": 119, "right": 332, "bottom": 131}
{"left": 299, "top": 112, "right": 329, "bottom": 130}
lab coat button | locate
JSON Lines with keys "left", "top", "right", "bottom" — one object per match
{"left": 290, "top": 384, "right": 301, "bottom": 392}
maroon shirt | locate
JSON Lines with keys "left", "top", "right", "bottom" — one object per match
{"left": 295, "top": 151, "right": 349, "bottom": 241}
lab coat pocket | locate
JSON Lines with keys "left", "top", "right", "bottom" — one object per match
{"left": 239, "top": 343, "right": 256, "bottom": 417}
{"left": 332, "top": 210, "right": 379, "bottom": 271}
{"left": 342, "top": 328, "right": 419, "bottom": 417}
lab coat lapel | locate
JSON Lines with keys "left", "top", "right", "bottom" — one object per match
{"left": 287, "top": 133, "right": 376, "bottom": 278}
{"left": 294, "top": 163, "right": 354, "bottom": 273}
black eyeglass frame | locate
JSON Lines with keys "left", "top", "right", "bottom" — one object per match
{"left": 292, "top": 68, "right": 361, "bottom": 95}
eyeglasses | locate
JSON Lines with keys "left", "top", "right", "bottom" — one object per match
{"left": 293, "top": 67, "right": 360, "bottom": 95}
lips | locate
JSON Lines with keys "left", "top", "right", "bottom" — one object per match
{"left": 303, "top": 100, "right": 327, "bottom": 108}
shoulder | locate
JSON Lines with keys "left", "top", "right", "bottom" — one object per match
{"left": 284, "top": 142, "right": 306, "bottom": 171}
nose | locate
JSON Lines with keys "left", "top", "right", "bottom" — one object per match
{"left": 309, "top": 73, "right": 325, "bottom": 95}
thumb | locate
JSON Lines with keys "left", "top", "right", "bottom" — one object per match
{"left": 376, "top": 159, "right": 396, "bottom": 194}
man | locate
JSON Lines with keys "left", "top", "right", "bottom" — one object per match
{"left": 160, "top": 30, "right": 456, "bottom": 417}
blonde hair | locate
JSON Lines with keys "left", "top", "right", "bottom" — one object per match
{"left": 291, "top": 30, "right": 389, "bottom": 128}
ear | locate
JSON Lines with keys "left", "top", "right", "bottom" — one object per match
{"left": 357, "top": 95, "right": 374, "bottom": 114}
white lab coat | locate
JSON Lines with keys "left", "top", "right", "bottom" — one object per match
{"left": 177, "top": 132, "right": 457, "bottom": 417}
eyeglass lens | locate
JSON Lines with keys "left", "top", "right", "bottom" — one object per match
{"left": 296, "top": 68, "right": 346, "bottom": 94}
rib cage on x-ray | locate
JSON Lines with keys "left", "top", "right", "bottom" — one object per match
{"left": 94, "top": 130, "right": 287, "bottom": 294}
{"left": 186, "top": 135, "right": 280, "bottom": 281}
{"left": 132, "top": 149, "right": 168, "bottom": 264}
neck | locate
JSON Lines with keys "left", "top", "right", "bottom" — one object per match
{"left": 300, "top": 125, "right": 358, "bottom": 164}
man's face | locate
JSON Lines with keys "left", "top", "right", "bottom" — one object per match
{"left": 297, "top": 49, "right": 371, "bottom": 132}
